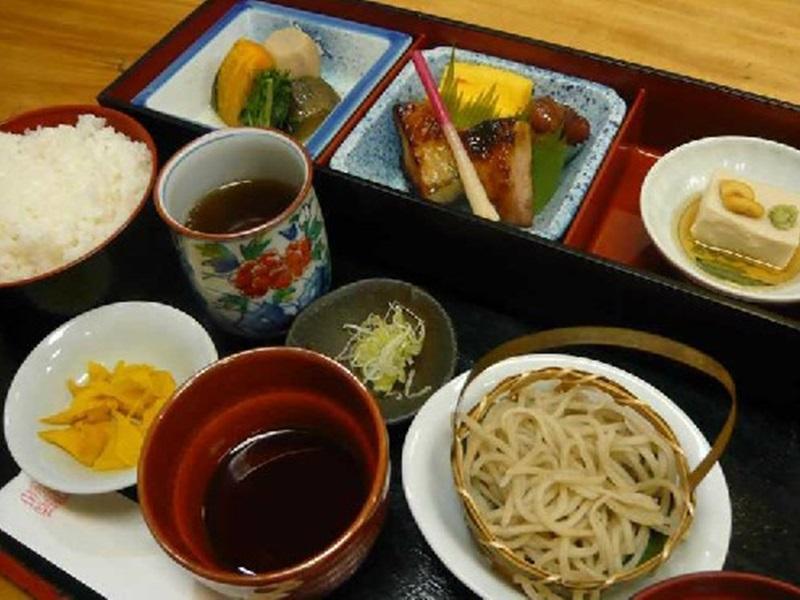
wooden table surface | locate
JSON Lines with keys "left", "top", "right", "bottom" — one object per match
{"left": 1, "top": 0, "right": 799, "bottom": 120}
{"left": 0, "top": 0, "right": 798, "bottom": 596}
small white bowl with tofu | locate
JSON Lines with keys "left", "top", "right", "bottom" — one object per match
{"left": 641, "top": 136, "right": 800, "bottom": 303}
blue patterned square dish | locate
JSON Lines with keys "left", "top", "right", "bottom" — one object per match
{"left": 132, "top": 0, "right": 412, "bottom": 158}
{"left": 329, "top": 47, "right": 626, "bottom": 239}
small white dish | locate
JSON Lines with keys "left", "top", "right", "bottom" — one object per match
{"left": 641, "top": 136, "right": 800, "bottom": 303}
{"left": 3, "top": 302, "right": 219, "bottom": 494}
{"left": 402, "top": 353, "right": 731, "bottom": 600}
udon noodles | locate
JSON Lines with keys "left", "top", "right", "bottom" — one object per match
{"left": 459, "top": 371, "right": 687, "bottom": 599}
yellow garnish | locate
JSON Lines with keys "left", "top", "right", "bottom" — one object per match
{"left": 440, "top": 59, "right": 533, "bottom": 128}
{"left": 336, "top": 303, "right": 430, "bottom": 399}
{"left": 39, "top": 361, "right": 175, "bottom": 471}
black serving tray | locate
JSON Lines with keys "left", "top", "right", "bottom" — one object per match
{"left": 0, "top": 202, "right": 798, "bottom": 598}
{"left": 1, "top": 0, "right": 798, "bottom": 597}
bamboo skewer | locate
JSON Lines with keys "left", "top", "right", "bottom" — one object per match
{"left": 410, "top": 51, "right": 500, "bottom": 222}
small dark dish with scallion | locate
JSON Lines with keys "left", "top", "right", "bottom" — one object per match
{"left": 286, "top": 279, "right": 457, "bottom": 423}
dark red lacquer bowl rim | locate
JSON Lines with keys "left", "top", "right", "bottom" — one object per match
{"left": 0, "top": 104, "right": 158, "bottom": 288}
{"left": 138, "top": 346, "right": 390, "bottom": 588}
{"left": 633, "top": 570, "right": 800, "bottom": 599}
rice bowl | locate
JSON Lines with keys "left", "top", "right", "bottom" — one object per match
{"left": 0, "top": 105, "right": 157, "bottom": 286}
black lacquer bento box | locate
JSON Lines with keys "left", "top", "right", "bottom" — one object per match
{"left": 97, "top": 0, "right": 800, "bottom": 378}
{"left": 1, "top": 0, "right": 798, "bottom": 598}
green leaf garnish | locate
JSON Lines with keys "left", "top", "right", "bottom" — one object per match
{"left": 637, "top": 533, "right": 666, "bottom": 565}
{"left": 695, "top": 257, "right": 770, "bottom": 286}
{"left": 532, "top": 129, "right": 568, "bottom": 213}
{"left": 439, "top": 48, "right": 501, "bottom": 130}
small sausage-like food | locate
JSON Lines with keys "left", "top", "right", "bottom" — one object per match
{"left": 528, "top": 96, "right": 591, "bottom": 145}
{"left": 529, "top": 96, "right": 566, "bottom": 135}
{"left": 263, "top": 27, "right": 320, "bottom": 79}
{"left": 563, "top": 108, "right": 591, "bottom": 145}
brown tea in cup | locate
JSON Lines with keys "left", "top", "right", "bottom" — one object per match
{"left": 184, "top": 178, "right": 298, "bottom": 234}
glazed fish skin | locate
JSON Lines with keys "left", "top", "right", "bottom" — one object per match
{"left": 394, "top": 102, "right": 534, "bottom": 226}
{"left": 461, "top": 118, "right": 534, "bottom": 227}
{"left": 393, "top": 102, "right": 463, "bottom": 204}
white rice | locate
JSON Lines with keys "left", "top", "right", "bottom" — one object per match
{"left": 0, "top": 114, "right": 152, "bottom": 283}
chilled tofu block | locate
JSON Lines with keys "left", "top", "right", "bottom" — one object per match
{"left": 690, "top": 170, "right": 800, "bottom": 269}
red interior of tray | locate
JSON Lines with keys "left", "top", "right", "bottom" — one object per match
{"left": 563, "top": 90, "right": 668, "bottom": 270}
{"left": 561, "top": 80, "right": 800, "bottom": 322}
{"left": 0, "top": 549, "right": 62, "bottom": 599}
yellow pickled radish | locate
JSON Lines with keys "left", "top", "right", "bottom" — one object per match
{"left": 39, "top": 361, "right": 176, "bottom": 471}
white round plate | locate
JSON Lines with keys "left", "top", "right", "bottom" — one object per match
{"left": 641, "top": 136, "right": 800, "bottom": 303}
{"left": 402, "top": 353, "right": 731, "bottom": 600}
{"left": 4, "top": 302, "right": 219, "bottom": 494}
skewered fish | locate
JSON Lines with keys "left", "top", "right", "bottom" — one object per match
{"left": 394, "top": 101, "right": 534, "bottom": 226}
{"left": 462, "top": 118, "right": 533, "bottom": 227}
{"left": 393, "top": 101, "right": 463, "bottom": 204}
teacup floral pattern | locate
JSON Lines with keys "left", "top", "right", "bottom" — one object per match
{"left": 180, "top": 194, "right": 331, "bottom": 337}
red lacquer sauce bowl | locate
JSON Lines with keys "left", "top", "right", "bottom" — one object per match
{"left": 633, "top": 571, "right": 800, "bottom": 599}
{"left": 138, "top": 347, "right": 389, "bottom": 599}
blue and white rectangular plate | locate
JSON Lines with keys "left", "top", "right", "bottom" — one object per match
{"left": 329, "top": 47, "right": 627, "bottom": 239}
{"left": 132, "top": 0, "right": 412, "bottom": 158}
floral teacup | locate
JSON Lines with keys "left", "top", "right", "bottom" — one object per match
{"left": 155, "top": 128, "right": 331, "bottom": 338}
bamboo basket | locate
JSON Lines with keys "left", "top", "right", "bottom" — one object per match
{"left": 450, "top": 327, "right": 736, "bottom": 599}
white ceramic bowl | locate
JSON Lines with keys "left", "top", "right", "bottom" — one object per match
{"left": 640, "top": 136, "right": 800, "bottom": 303}
{"left": 3, "top": 302, "right": 218, "bottom": 494}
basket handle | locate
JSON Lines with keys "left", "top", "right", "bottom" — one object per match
{"left": 458, "top": 326, "right": 736, "bottom": 491}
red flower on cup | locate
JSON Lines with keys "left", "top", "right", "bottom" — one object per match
{"left": 233, "top": 239, "right": 312, "bottom": 298}
{"left": 284, "top": 238, "right": 312, "bottom": 277}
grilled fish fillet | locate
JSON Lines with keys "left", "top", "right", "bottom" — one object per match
{"left": 393, "top": 102, "right": 463, "bottom": 203}
{"left": 462, "top": 118, "right": 533, "bottom": 227}
{"left": 394, "top": 101, "right": 534, "bottom": 227}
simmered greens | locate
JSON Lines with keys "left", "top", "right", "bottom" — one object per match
{"left": 239, "top": 69, "right": 294, "bottom": 130}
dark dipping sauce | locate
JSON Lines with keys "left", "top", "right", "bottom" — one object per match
{"left": 185, "top": 179, "right": 298, "bottom": 234}
{"left": 202, "top": 428, "right": 369, "bottom": 575}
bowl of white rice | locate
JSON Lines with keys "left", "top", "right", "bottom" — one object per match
{"left": 0, "top": 105, "right": 157, "bottom": 287}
